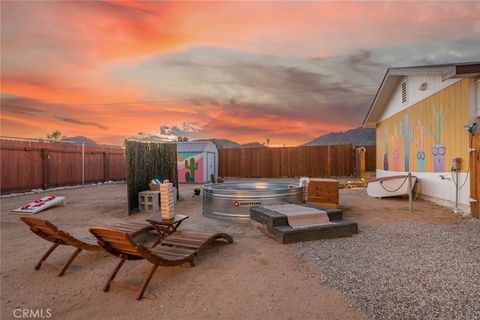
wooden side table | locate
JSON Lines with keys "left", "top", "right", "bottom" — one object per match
{"left": 103, "top": 221, "right": 154, "bottom": 238}
{"left": 146, "top": 214, "right": 189, "bottom": 247}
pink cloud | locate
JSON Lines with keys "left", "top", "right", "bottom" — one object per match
{"left": 1, "top": 1, "right": 478, "bottom": 145}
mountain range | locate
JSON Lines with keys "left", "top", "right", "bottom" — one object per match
{"left": 304, "top": 127, "right": 375, "bottom": 146}
{"left": 196, "top": 127, "right": 375, "bottom": 148}
{"left": 57, "top": 127, "right": 375, "bottom": 148}
{"left": 192, "top": 139, "right": 267, "bottom": 148}
{"left": 60, "top": 136, "right": 98, "bottom": 145}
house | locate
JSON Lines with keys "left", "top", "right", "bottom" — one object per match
{"left": 363, "top": 62, "right": 480, "bottom": 217}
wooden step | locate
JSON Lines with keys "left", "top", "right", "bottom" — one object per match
{"left": 267, "top": 220, "right": 358, "bottom": 244}
{"left": 250, "top": 204, "right": 343, "bottom": 228}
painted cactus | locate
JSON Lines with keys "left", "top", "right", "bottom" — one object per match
{"left": 184, "top": 157, "right": 198, "bottom": 183}
{"left": 391, "top": 123, "right": 400, "bottom": 171}
{"left": 415, "top": 120, "right": 425, "bottom": 172}
{"left": 399, "top": 114, "right": 413, "bottom": 172}
{"left": 383, "top": 126, "right": 389, "bottom": 170}
{"left": 430, "top": 107, "right": 446, "bottom": 173}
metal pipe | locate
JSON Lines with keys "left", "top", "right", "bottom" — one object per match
{"left": 454, "top": 170, "right": 459, "bottom": 213}
{"left": 81, "top": 143, "right": 85, "bottom": 187}
{"left": 408, "top": 172, "right": 413, "bottom": 213}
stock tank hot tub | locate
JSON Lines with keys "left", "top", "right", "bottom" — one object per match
{"left": 202, "top": 182, "right": 303, "bottom": 220}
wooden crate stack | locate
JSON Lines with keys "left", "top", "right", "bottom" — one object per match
{"left": 307, "top": 178, "right": 339, "bottom": 208}
{"left": 160, "top": 180, "right": 175, "bottom": 219}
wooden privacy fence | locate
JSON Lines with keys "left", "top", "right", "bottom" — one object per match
{"left": 1, "top": 139, "right": 126, "bottom": 194}
{"left": 364, "top": 145, "right": 376, "bottom": 172}
{"left": 219, "top": 145, "right": 357, "bottom": 178}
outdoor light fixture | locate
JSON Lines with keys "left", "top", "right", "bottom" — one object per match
{"left": 464, "top": 122, "right": 478, "bottom": 153}
{"left": 463, "top": 122, "right": 477, "bottom": 135}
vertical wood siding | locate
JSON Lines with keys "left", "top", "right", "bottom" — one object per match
{"left": 376, "top": 79, "right": 471, "bottom": 173}
{"left": 0, "top": 139, "right": 126, "bottom": 194}
{"left": 218, "top": 145, "right": 356, "bottom": 178}
{"left": 364, "top": 145, "right": 377, "bottom": 172}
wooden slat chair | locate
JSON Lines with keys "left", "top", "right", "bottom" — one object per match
{"left": 90, "top": 227, "right": 197, "bottom": 300}
{"left": 20, "top": 216, "right": 101, "bottom": 277}
{"left": 21, "top": 217, "right": 153, "bottom": 277}
{"left": 159, "top": 230, "right": 234, "bottom": 254}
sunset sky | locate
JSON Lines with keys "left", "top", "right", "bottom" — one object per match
{"left": 1, "top": 1, "right": 479, "bottom": 146}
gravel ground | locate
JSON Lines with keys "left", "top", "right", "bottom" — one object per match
{"left": 295, "top": 219, "right": 480, "bottom": 320}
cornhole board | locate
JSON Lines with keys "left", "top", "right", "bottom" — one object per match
{"left": 13, "top": 196, "right": 66, "bottom": 214}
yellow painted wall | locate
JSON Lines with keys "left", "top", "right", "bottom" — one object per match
{"left": 376, "top": 79, "right": 470, "bottom": 173}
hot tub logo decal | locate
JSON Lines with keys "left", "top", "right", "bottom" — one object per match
{"left": 232, "top": 200, "right": 262, "bottom": 208}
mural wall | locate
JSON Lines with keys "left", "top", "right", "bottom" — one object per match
{"left": 177, "top": 152, "right": 204, "bottom": 183}
{"left": 376, "top": 79, "right": 470, "bottom": 173}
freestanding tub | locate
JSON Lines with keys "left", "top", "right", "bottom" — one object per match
{"left": 202, "top": 182, "right": 303, "bottom": 220}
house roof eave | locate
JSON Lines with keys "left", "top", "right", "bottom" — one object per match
{"left": 362, "top": 62, "right": 480, "bottom": 128}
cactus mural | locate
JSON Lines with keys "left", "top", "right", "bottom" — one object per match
{"left": 184, "top": 157, "right": 198, "bottom": 183}
{"left": 399, "top": 114, "right": 413, "bottom": 172}
{"left": 415, "top": 120, "right": 425, "bottom": 172}
{"left": 177, "top": 152, "right": 204, "bottom": 183}
{"left": 430, "top": 107, "right": 446, "bottom": 172}
{"left": 391, "top": 123, "right": 400, "bottom": 171}
{"left": 382, "top": 126, "right": 389, "bottom": 170}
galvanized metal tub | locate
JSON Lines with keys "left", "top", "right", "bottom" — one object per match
{"left": 202, "top": 182, "right": 303, "bottom": 220}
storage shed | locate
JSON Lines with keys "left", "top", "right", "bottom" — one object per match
{"left": 176, "top": 142, "right": 218, "bottom": 183}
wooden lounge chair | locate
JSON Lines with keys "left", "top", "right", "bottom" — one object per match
{"left": 20, "top": 217, "right": 152, "bottom": 277}
{"left": 90, "top": 227, "right": 233, "bottom": 300}
{"left": 158, "top": 230, "right": 233, "bottom": 254}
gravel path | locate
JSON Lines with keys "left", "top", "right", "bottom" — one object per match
{"left": 295, "top": 219, "right": 480, "bottom": 320}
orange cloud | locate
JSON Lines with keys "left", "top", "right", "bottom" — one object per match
{"left": 1, "top": 1, "right": 479, "bottom": 145}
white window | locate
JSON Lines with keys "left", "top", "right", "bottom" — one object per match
{"left": 401, "top": 81, "right": 408, "bottom": 104}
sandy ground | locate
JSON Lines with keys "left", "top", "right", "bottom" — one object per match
{"left": 0, "top": 180, "right": 463, "bottom": 320}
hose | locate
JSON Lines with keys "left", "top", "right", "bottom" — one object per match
{"left": 379, "top": 175, "right": 409, "bottom": 193}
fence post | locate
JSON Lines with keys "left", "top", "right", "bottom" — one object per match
{"left": 41, "top": 148, "right": 50, "bottom": 190}
{"left": 327, "top": 145, "right": 332, "bottom": 177}
{"left": 103, "top": 151, "right": 108, "bottom": 181}
{"left": 81, "top": 143, "right": 85, "bottom": 187}
{"left": 355, "top": 147, "right": 366, "bottom": 178}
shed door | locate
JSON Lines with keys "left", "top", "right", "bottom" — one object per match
{"left": 207, "top": 152, "right": 215, "bottom": 180}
